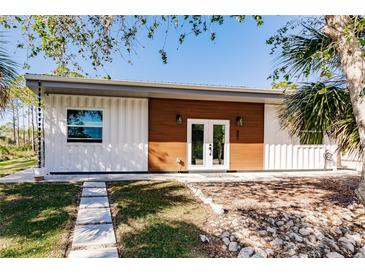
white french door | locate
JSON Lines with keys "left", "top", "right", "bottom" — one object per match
{"left": 187, "top": 119, "right": 230, "bottom": 170}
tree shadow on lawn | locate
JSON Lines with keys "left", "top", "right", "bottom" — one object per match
{"left": 121, "top": 221, "right": 210, "bottom": 257}
{"left": 109, "top": 180, "right": 219, "bottom": 258}
{"left": 0, "top": 183, "right": 80, "bottom": 257}
{"left": 109, "top": 181, "right": 199, "bottom": 225}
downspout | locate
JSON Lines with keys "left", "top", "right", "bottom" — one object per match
{"left": 37, "top": 80, "right": 42, "bottom": 169}
{"left": 34, "top": 80, "right": 45, "bottom": 181}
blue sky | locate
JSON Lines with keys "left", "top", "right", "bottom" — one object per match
{"left": 1, "top": 15, "right": 298, "bottom": 124}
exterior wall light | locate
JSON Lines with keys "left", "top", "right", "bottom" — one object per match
{"left": 236, "top": 116, "right": 243, "bottom": 127}
{"left": 176, "top": 114, "right": 183, "bottom": 125}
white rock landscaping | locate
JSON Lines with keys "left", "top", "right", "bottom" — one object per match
{"left": 238, "top": 247, "right": 254, "bottom": 258}
{"left": 326, "top": 252, "right": 344, "bottom": 258}
{"left": 194, "top": 176, "right": 365, "bottom": 258}
{"left": 200, "top": 234, "right": 210, "bottom": 243}
{"left": 228, "top": 241, "right": 239, "bottom": 252}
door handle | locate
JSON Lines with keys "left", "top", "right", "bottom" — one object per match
{"left": 208, "top": 144, "right": 212, "bottom": 156}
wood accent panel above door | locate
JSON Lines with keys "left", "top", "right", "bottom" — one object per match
{"left": 148, "top": 98, "right": 264, "bottom": 171}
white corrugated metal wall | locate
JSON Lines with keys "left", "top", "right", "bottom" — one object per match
{"left": 44, "top": 94, "right": 148, "bottom": 172}
{"left": 341, "top": 150, "right": 362, "bottom": 171}
{"left": 264, "top": 104, "right": 337, "bottom": 170}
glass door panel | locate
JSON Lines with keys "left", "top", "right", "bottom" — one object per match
{"left": 212, "top": 124, "right": 225, "bottom": 165}
{"left": 188, "top": 119, "right": 229, "bottom": 170}
{"left": 191, "top": 124, "right": 204, "bottom": 166}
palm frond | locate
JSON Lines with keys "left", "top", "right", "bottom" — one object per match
{"left": 331, "top": 106, "right": 361, "bottom": 154}
{"left": 278, "top": 24, "right": 340, "bottom": 80}
{"left": 0, "top": 33, "right": 18, "bottom": 110}
{"left": 279, "top": 82, "right": 352, "bottom": 145}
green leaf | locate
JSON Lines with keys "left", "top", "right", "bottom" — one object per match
{"left": 318, "top": 87, "right": 327, "bottom": 95}
{"left": 210, "top": 32, "right": 216, "bottom": 41}
{"left": 360, "top": 87, "right": 365, "bottom": 97}
{"left": 360, "top": 39, "right": 365, "bottom": 47}
{"left": 235, "top": 16, "right": 245, "bottom": 23}
{"left": 178, "top": 34, "right": 185, "bottom": 44}
{"left": 253, "top": 16, "right": 264, "bottom": 26}
{"left": 159, "top": 49, "right": 167, "bottom": 64}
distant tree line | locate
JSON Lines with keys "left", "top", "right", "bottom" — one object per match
{"left": 0, "top": 76, "right": 37, "bottom": 152}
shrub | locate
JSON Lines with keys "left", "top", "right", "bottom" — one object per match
{"left": 0, "top": 144, "right": 35, "bottom": 161}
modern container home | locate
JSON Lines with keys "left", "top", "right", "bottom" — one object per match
{"left": 25, "top": 74, "right": 337, "bottom": 174}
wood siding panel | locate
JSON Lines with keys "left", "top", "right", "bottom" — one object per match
{"left": 148, "top": 98, "right": 264, "bottom": 171}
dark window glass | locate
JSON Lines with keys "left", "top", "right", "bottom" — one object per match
{"left": 213, "top": 124, "right": 225, "bottom": 165}
{"left": 67, "top": 110, "right": 103, "bottom": 143}
{"left": 67, "top": 110, "right": 102, "bottom": 126}
{"left": 67, "top": 127, "right": 102, "bottom": 142}
{"left": 191, "top": 124, "right": 204, "bottom": 165}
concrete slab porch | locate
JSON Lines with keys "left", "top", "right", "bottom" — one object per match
{"left": 0, "top": 168, "right": 359, "bottom": 184}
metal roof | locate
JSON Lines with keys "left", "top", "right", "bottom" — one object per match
{"left": 25, "top": 74, "right": 284, "bottom": 104}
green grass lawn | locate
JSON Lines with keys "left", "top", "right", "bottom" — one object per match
{"left": 0, "top": 157, "right": 37, "bottom": 177}
{"left": 0, "top": 183, "right": 80, "bottom": 257}
{"left": 108, "top": 180, "right": 214, "bottom": 258}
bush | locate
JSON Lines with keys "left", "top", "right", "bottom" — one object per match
{"left": 0, "top": 144, "right": 35, "bottom": 161}
{"left": 0, "top": 145, "right": 10, "bottom": 157}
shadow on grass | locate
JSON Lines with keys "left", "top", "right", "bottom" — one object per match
{"left": 121, "top": 221, "right": 207, "bottom": 257}
{"left": 109, "top": 181, "right": 211, "bottom": 258}
{"left": 0, "top": 183, "right": 80, "bottom": 257}
{"left": 110, "top": 181, "right": 197, "bottom": 225}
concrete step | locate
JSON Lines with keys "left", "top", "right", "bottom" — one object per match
{"left": 68, "top": 247, "right": 118, "bottom": 258}
{"left": 81, "top": 187, "right": 107, "bottom": 197}
{"left": 79, "top": 196, "right": 109, "bottom": 209}
{"left": 83, "top": 181, "right": 106, "bottom": 188}
{"left": 76, "top": 207, "right": 112, "bottom": 225}
{"left": 72, "top": 224, "right": 116, "bottom": 248}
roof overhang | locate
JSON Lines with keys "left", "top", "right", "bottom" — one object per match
{"left": 25, "top": 74, "right": 284, "bottom": 104}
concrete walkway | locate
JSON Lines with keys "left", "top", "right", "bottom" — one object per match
{"left": 0, "top": 168, "right": 359, "bottom": 184}
{"left": 68, "top": 181, "right": 118, "bottom": 258}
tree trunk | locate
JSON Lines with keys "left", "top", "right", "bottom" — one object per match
{"left": 324, "top": 15, "right": 365, "bottom": 203}
{"left": 27, "top": 105, "right": 31, "bottom": 146}
{"left": 11, "top": 101, "right": 16, "bottom": 144}
{"left": 336, "top": 147, "right": 342, "bottom": 168}
{"left": 22, "top": 105, "right": 25, "bottom": 145}
{"left": 16, "top": 103, "right": 20, "bottom": 147}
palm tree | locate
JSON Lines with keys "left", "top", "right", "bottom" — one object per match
{"left": 275, "top": 24, "right": 361, "bottom": 156}
{"left": 0, "top": 33, "right": 18, "bottom": 110}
